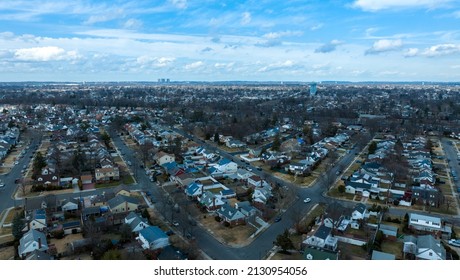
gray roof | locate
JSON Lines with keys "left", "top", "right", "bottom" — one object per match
{"left": 26, "top": 250, "right": 53, "bottom": 260}
{"left": 417, "top": 235, "right": 446, "bottom": 259}
{"left": 107, "top": 194, "right": 139, "bottom": 209}
{"left": 404, "top": 235, "right": 418, "bottom": 244}
{"left": 380, "top": 224, "right": 398, "bottom": 236}
{"left": 353, "top": 203, "right": 367, "bottom": 214}
{"left": 371, "top": 250, "right": 395, "bottom": 260}
{"left": 82, "top": 206, "right": 101, "bottom": 216}
{"left": 139, "top": 226, "right": 168, "bottom": 242}
{"left": 314, "top": 224, "right": 332, "bottom": 240}
{"left": 18, "top": 229, "right": 48, "bottom": 257}
{"left": 409, "top": 213, "right": 441, "bottom": 224}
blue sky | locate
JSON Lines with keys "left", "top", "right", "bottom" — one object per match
{"left": 1, "top": 0, "right": 460, "bottom": 82}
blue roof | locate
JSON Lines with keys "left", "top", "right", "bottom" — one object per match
{"left": 62, "top": 221, "right": 81, "bottom": 229}
{"left": 162, "top": 161, "right": 178, "bottom": 171}
{"left": 208, "top": 167, "right": 218, "bottom": 174}
{"left": 139, "top": 226, "right": 168, "bottom": 242}
{"left": 218, "top": 158, "right": 231, "bottom": 166}
{"left": 185, "top": 167, "right": 199, "bottom": 173}
{"left": 221, "top": 189, "right": 235, "bottom": 195}
{"left": 297, "top": 138, "right": 305, "bottom": 144}
{"left": 34, "top": 209, "right": 46, "bottom": 220}
{"left": 186, "top": 182, "right": 202, "bottom": 196}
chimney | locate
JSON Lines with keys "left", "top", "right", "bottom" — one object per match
{"left": 212, "top": 197, "right": 216, "bottom": 209}
{"left": 38, "top": 237, "right": 42, "bottom": 249}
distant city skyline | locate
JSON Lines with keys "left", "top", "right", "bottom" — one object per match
{"left": 1, "top": 0, "right": 460, "bottom": 82}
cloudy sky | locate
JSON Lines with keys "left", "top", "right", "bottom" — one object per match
{"left": 1, "top": 0, "right": 460, "bottom": 82}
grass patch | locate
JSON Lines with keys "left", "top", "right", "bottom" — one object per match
{"left": 269, "top": 251, "right": 303, "bottom": 260}
{"left": 123, "top": 175, "right": 135, "bottom": 185}
{"left": 380, "top": 240, "right": 403, "bottom": 259}
{"left": 339, "top": 241, "right": 368, "bottom": 260}
{"left": 439, "top": 183, "right": 453, "bottom": 195}
{"left": 96, "top": 181, "right": 121, "bottom": 188}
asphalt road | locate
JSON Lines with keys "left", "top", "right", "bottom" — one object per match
{"left": 0, "top": 133, "right": 42, "bottom": 210}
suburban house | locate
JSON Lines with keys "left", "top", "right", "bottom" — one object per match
{"left": 80, "top": 174, "right": 93, "bottom": 185}
{"left": 18, "top": 229, "right": 49, "bottom": 258}
{"left": 213, "top": 158, "right": 238, "bottom": 174}
{"left": 303, "top": 224, "right": 338, "bottom": 252}
{"left": 351, "top": 203, "right": 368, "bottom": 221}
{"left": 154, "top": 151, "right": 175, "bottom": 166}
{"left": 124, "top": 212, "right": 149, "bottom": 233}
{"left": 216, "top": 204, "right": 246, "bottom": 226}
{"left": 137, "top": 226, "right": 170, "bottom": 250}
{"left": 107, "top": 195, "right": 140, "bottom": 214}
{"left": 198, "top": 191, "right": 225, "bottom": 212}
{"left": 403, "top": 235, "right": 446, "bottom": 260}
{"left": 36, "top": 167, "right": 60, "bottom": 187}
{"left": 408, "top": 213, "right": 441, "bottom": 236}
{"left": 95, "top": 167, "right": 120, "bottom": 183}
{"left": 61, "top": 198, "right": 79, "bottom": 213}
{"left": 379, "top": 224, "right": 398, "bottom": 241}
{"left": 28, "top": 209, "right": 47, "bottom": 231}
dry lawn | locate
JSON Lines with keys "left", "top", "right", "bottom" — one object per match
{"left": 0, "top": 246, "right": 15, "bottom": 260}
{"left": 269, "top": 251, "right": 303, "bottom": 260}
{"left": 380, "top": 241, "right": 403, "bottom": 259}
{"left": 198, "top": 215, "right": 256, "bottom": 246}
{"left": 49, "top": 233, "right": 85, "bottom": 255}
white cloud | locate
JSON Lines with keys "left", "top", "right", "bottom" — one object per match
{"left": 241, "top": 12, "right": 251, "bottom": 25}
{"left": 422, "top": 44, "right": 460, "bottom": 57}
{"left": 184, "top": 61, "right": 204, "bottom": 70}
{"left": 352, "top": 0, "right": 453, "bottom": 11}
{"left": 262, "top": 31, "right": 303, "bottom": 40}
{"left": 258, "top": 60, "right": 296, "bottom": 72}
{"left": 84, "top": 9, "right": 125, "bottom": 25}
{"left": 310, "top": 23, "right": 324, "bottom": 31}
{"left": 366, "top": 39, "right": 403, "bottom": 54}
{"left": 123, "top": 18, "right": 143, "bottom": 30}
{"left": 404, "top": 48, "right": 419, "bottom": 57}
{"left": 14, "top": 46, "right": 79, "bottom": 61}
{"left": 315, "top": 40, "right": 343, "bottom": 53}
{"left": 169, "top": 0, "right": 188, "bottom": 9}
{"left": 136, "top": 56, "right": 175, "bottom": 67}
{"left": 214, "top": 62, "right": 234, "bottom": 70}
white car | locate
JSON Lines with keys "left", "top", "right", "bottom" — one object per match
{"left": 448, "top": 239, "right": 460, "bottom": 247}
{"left": 304, "top": 197, "right": 311, "bottom": 203}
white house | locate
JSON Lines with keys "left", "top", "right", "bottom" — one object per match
{"left": 303, "top": 224, "right": 338, "bottom": 251}
{"left": 137, "top": 226, "right": 170, "bottom": 250}
{"left": 154, "top": 151, "right": 175, "bottom": 166}
{"left": 61, "top": 199, "right": 79, "bottom": 212}
{"left": 124, "top": 212, "right": 149, "bottom": 233}
{"left": 29, "top": 209, "right": 47, "bottom": 231}
{"left": 18, "top": 229, "right": 49, "bottom": 258}
{"left": 214, "top": 158, "right": 238, "bottom": 174}
{"left": 409, "top": 213, "right": 441, "bottom": 233}
{"left": 403, "top": 235, "right": 446, "bottom": 260}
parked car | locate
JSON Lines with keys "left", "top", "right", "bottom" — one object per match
{"left": 304, "top": 197, "right": 311, "bottom": 203}
{"left": 274, "top": 216, "right": 282, "bottom": 222}
{"left": 448, "top": 239, "right": 460, "bottom": 247}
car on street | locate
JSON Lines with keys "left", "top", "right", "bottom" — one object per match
{"left": 274, "top": 216, "right": 282, "bottom": 222}
{"left": 172, "top": 221, "right": 179, "bottom": 227}
{"left": 448, "top": 239, "right": 460, "bottom": 247}
{"left": 303, "top": 197, "right": 311, "bottom": 203}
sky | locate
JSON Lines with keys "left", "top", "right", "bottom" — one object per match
{"left": 1, "top": 0, "right": 460, "bottom": 82}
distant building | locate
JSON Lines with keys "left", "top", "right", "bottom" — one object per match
{"left": 309, "top": 83, "right": 317, "bottom": 96}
